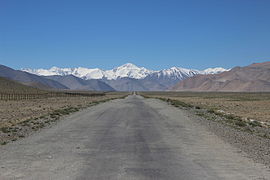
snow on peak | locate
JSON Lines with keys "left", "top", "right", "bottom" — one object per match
{"left": 203, "top": 67, "right": 230, "bottom": 74}
{"left": 22, "top": 67, "right": 71, "bottom": 76}
{"left": 104, "top": 63, "right": 154, "bottom": 80}
{"left": 119, "top": 63, "right": 139, "bottom": 69}
{"left": 152, "top": 67, "right": 201, "bottom": 80}
{"left": 22, "top": 63, "right": 229, "bottom": 80}
{"left": 22, "top": 63, "right": 155, "bottom": 80}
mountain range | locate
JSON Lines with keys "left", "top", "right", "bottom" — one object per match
{"left": 22, "top": 63, "right": 228, "bottom": 91}
{"left": 0, "top": 65, "right": 68, "bottom": 90}
{"left": 1, "top": 62, "right": 269, "bottom": 92}
{"left": 44, "top": 75, "right": 114, "bottom": 91}
{"left": 23, "top": 63, "right": 228, "bottom": 80}
{"left": 172, "top": 61, "right": 270, "bottom": 92}
{"left": 0, "top": 64, "right": 115, "bottom": 91}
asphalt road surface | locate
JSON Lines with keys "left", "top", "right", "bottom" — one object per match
{"left": 0, "top": 95, "right": 269, "bottom": 180}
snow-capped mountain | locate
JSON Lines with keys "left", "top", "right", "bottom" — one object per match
{"left": 22, "top": 63, "right": 155, "bottom": 80}
{"left": 22, "top": 67, "right": 106, "bottom": 79}
{"left": 203, "top": 67, "right": 230, "bottom": 74}
{"left": 22, "top": 63, "right": 228, "bottom": 81}
{"left": 103, "top": 63, "right": 155, "bottom": 80}
{"left": 22, "top": 63, "right": 229, "bottom": 91}
{"left": 143, "top": 67, "right": 202, "bottom": 89}
{"left": 154, "top": 67, "right": 201, "bottom": 80}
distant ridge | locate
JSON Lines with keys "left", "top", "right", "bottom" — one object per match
{"left": 172, "top": 61, "right": 270, "bottom": 92}
{"left": 0, "top": 65, "right": 68, "bottom": 90}
{"left": 0, "top": 77, "right": 46, "bottom": 94}
{"left": 22, "top": 63, "right": 228, "bottom": 91}
{"left": 22, "top": 63, "right": 229, "bottom": 80}
{"left": 22, "top": 63, "right": 155, "bottom": 80}
{"left": 0, "top": 64, "right": 115, "bottom": 92}
{"left": 45, "top": 75, "right": 115, "bottom": 91}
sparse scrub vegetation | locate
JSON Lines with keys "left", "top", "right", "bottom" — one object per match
{"left": 50, "top": 107, "right": 80, "bottom": 117}
{"left": 0, "top": 127, "right": 10, "bottom": 133}
{"left": 169, "top": 99, "right": 193, "bottom": 108}
{"left": 234, "top": 120, "right": 247, "bottom": 127}
{"left": 249, "top": 120, "right": 262, "bottom": 127}
{"left": 207, "top": 109, "right": 215, "bottom": 114}
{"left": 1, "top": 141, "right": 7, "bottom": 145}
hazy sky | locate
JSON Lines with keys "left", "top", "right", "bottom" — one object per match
{"left": 0, "top": 0, "right": 270, "bottom": 70}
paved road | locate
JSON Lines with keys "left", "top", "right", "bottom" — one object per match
{"left": 0, "top": 95, "right": 269, "bottom": 179}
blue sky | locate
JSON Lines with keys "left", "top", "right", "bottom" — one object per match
{"left": 0, "top": 0, "right": 270, "bottom": 70}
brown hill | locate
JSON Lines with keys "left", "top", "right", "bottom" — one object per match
{"left": 172, "top": 61, "right": 270, "bottom": 92}
{"left": 0, "top": 64, "right": 68, "bottom": 90}
{"left": 45, "top": 75, "right": 115, "bottom": 91}
{"left": 0, "top": 77, "right": 47, "bottom": 94}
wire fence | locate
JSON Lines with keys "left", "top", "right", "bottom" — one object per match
{"left": 0, "top": 92, "right": 105, "bottom": 101}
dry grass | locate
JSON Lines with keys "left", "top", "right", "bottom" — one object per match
{"left": 140, "top": 92, "right": 270, "bottom": 123}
